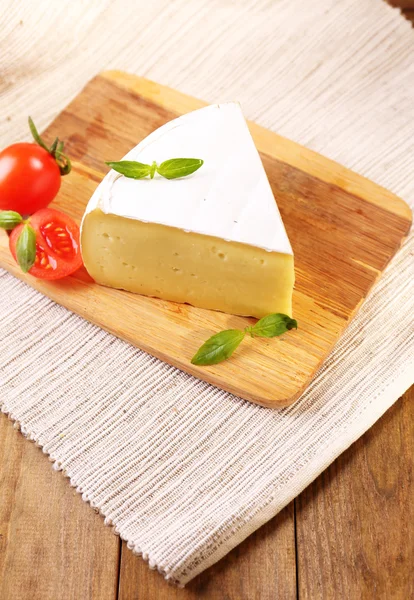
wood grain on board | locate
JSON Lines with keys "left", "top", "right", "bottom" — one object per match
{"left": 0, "top": 71, "right": 411, "bottom": 408}
{"left": 0, "top": 415, "right": 120, "bottom": 600}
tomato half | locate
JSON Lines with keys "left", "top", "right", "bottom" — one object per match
{"left": 0, "top": 143, "right": 61, "bottom": 214}
{"left": 9, "top": 208, "right": 83, "bottom": 280}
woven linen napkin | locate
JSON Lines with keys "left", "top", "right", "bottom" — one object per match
{"left": 1, "top": 0, "right": 413, "bottom": 586}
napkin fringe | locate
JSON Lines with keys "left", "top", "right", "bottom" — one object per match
{"left": 0, "top": 401, "right": 183, "bottom": 588}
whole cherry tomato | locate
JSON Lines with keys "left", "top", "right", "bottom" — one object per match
{"left": 0, "top": 117, "right": 71, "bottom": 215}
{"left": 0, "top": 143, "right": 61, "bottom": 214}
{"left": 9, "top": 208, "right": 82, "bottom": 280}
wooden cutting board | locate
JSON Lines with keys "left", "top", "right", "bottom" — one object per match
{"left": 0, "top": 71, "right": 411, "bottom": 408}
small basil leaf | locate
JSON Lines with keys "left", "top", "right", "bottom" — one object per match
{"left": 0, "top": 211, "right": 23, "bottom": 230}
{"left": 16, "top": 224, "right": 37, "bottom": 273}
{"left": 157, "top": 158, "right": 204, "bottom": 180}
{"left": 191, "top": 329, "right": 245, "bottom": 366}
{"left": 250, "top": 313, "right": 297, "bottom": 338}
{"left": 106, "top": 160, "right": 152, "bottom": 179}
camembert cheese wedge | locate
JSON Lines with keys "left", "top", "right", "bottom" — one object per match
{"left": 81, "top": 103, "right": 294, "bottom": 318}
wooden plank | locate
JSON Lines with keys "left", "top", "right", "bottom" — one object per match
{"left": 402, "top": 9, "right": 414, "bottom": 23}
{"left": 388, "top": 1, "right": 414, "bottom": 23}
{"left": 388, "top": 0, "right": 414, "bottom": 9}
{"left": 118, "top": 503, "right": 296, "bottom": 600}
{"left": 0, "top": 413, "right": 120, "bottom": 600}
{"left": 0, "top": 73, "right": 411, "bottom": 408}
{"left": 295, "top": 386, "right": 414, "bottom": 599}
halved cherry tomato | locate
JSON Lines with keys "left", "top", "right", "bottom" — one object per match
{"left": 9, "top": 208, "right": 82, "bottom": 280}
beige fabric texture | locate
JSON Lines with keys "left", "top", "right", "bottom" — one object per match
{"left": 1, "top": 0, "right": 413, "bottom": 586}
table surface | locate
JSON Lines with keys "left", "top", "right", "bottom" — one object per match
{"left": 1, "top": 2, "right": 413, "bottom": 598}
{"left": 1, "top": 386, "right": 412, "bottom": 600}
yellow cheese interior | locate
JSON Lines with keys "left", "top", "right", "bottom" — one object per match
{"left": 81, "top": 209, "right": 294, "bottom": 318}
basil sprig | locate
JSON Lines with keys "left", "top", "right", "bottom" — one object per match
{"left": 0, "top": 211, "right": 36, "bottom": 273}
{"left": 0, "top": 211, "right": 23, "bottom": 230}
{"left": 106, "top": 158, "right": 204, "bottom": 180}
{"left": 16, "top": 224, "right": 37, "bottom": 273}
{"left": 191, "top": 313, "right": 297, "bottom": 366}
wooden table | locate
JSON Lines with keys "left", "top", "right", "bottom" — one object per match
{"left": 389, "top": 0, "right": 414, "bottom": 23}
{"left": 1, "top": 2, "right": 413, "bottom": 598}
{"left": 1, "top": 386, "right": 412, "bottom": 599}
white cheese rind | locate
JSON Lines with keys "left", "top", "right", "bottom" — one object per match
{"left": 83, "top": 103, "right": 292, "bottom": 255}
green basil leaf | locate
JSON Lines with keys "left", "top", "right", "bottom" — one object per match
{"left": 16, "top": 224, "right": 37, "bottom": 273}
{"left": 106, "top": 160, "right": 152, "bottom": 179}
{"left": 191, "top": 329, "right": 245, "bottom": 366}
{"left": 0, "top": 211, "right": 23, "bottom": 230}
{"left": 157, "top": 158, "right": 204, "bottom": 180}
{"left": 250, "top": 313, "right": 297, "bottom": 338}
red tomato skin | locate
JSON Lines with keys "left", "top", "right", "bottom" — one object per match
{"left": 9, "top": 208, "right": 83, "bottom": 280}
{"left": 0, "top": 143, "right": 61, "bottom": 214}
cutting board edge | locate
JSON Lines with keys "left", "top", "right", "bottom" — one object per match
{"left": 0, "top": 239, "right": 306, "bottom": 408}
{"left": 0, "top": 71, "right": 411, "bottom": 408}
{"left": 1, "top": 221, "right": 409, "bottom": 409}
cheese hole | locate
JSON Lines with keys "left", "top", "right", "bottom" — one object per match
{"left": 218, "top": 252, "right": 226, "bottom": 260}
{"left": 173, "top": 252, "right": 179, "bottom": 256}
{"left": 122, "top": 262, "right": 129, "bottom": 266}
{"left": 172, "top": 267, "right": 182, "bottom": 273}
{"left": 102, "top": 233, "right": 110, "bottom": 238}
{"left": 260, "top": 259, "right": 265, "bottom": 265}
{"left": 190, "top": 273, "right": 197, "bottom": 277}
